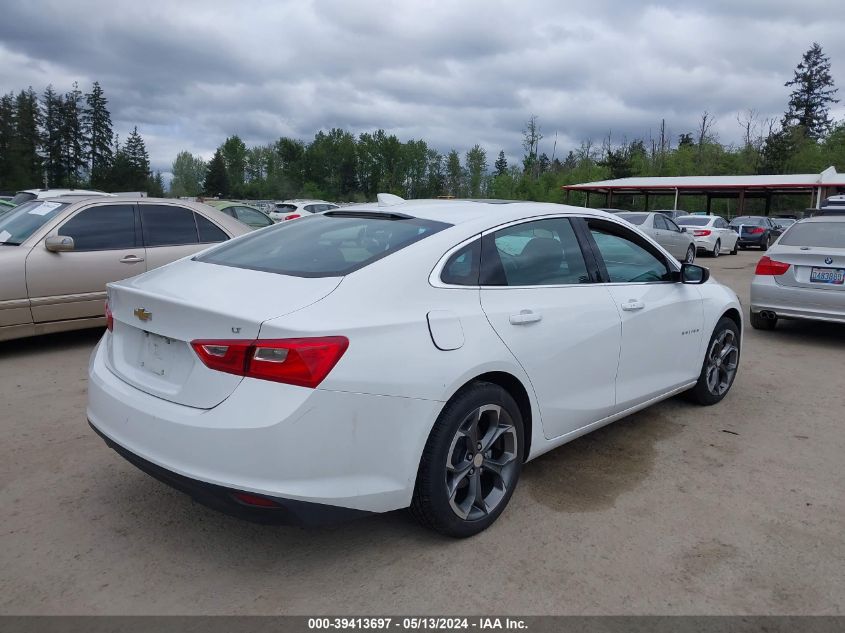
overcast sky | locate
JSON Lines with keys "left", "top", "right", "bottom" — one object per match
{"left": 1, "top": 0, "right": 844, "bottom": 177}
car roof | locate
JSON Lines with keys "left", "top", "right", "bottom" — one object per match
{"left": 803, "top": 215, "right": 845, "bottom": 223}
{"left": 336, "top": 199, "right": 623, "bottom": 230}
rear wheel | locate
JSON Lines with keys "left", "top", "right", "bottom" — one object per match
{"left": 686, "top": 317, "right": 740, "bottom": 405}
{"left": 750, "top": 311, "right": 777, "bottom": 330}
{"left": 762, "top": 235, "right": 773, "bottom": 251}
{"left": 711, "top": 240, "right": 721, "bottom": 258}
{"left": 411, "top": 382, "right": 523, "bottom": 538}
{"left": 684, "top": 244, "right": 696, "bottom": 263}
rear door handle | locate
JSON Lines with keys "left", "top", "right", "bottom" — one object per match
{"left": 509, "top": 310, "right": 542, "bottom": 325}
{"left": 621, "top": 300, "right": 645, "bottom": 311}
{"left": 120, "top": 254, "right": 145, "bottom": 264}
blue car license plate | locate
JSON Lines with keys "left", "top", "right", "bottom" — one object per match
{"left": 810, "top": 267, "right": 845, "bottom": 285}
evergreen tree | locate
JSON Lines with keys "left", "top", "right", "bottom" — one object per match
{"left": 147, "top": 171, "right": 165, "bottom": 197}
{"left": 60, "top": 83, "right": 85, "bottom": 187}
{"left": 84, "top": 81, "right": 114, "bottom": 188}
{"left": 220, "top": 135, "right": 247, "bottom": 196}
{"left": 0, "top": 93, "right": 16, "bottom": 190}
{"left": 204, "top": 148, "right": 229, "bottom": 196}
{"left": 122, "top": 127, "right": 150, "bottom": 190}
{"left": 42, "top": 85, "right": 65, "bottom": 187}
{"left": 107, "top": 136, "right": 132, "bottom": 190}
{"left": 445, "top": 149, "right": 463, "bottom": 197}
{"left": 783, "top": 43, "right": 839, "bottom": 139}
{"left": 493, "top": 150, "right": 508, "bottom": 177}
{"left": 11, "top": 87, "right": 43, "bottom": 188}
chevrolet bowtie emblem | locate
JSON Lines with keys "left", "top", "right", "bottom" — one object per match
{"left": 134, "top": 308, "right": 152, "bottom": 322}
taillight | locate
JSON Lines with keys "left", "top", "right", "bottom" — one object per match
{"left": 749, "top": 227, "right": 765, "bottom": 234}
{"left": 284, "top": 214, "right": 301, "bottom": 221}
{"left": 755, "top": 256, "right": 790, "bottom": 276}
{"left": 693, "top": 229, "right": 712, "bottom": 237}
{"left": 232, "top": 492, "right": 280, "bottom": 508}
{"left": 191, "top": 336, "right": 349, "bottom": 388}
{"left": 105, "top": 300, "right": 114, "bottom": 332}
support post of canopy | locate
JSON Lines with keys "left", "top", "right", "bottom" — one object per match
{"left": 673, "top": 188, "right": 679, "bottom": 210}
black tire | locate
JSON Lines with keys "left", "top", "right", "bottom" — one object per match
{"left": 411, "top": 382, "right": 524, "bottom": 538}
{"left": 711, "top": 240, "right": 721, "bottom": 258}
{"left": 750, "top": 311, "right": 777, "bottom": 330}
{"left": 739, "top": 245, "right": 747, "bottom": 250}
{"left": 761, "top": 235, "right": 772, "bottom": 251}
{"left": 730, "top": 241, "right": 738, "bottom": 255}
{"left": 684, "top": 244, "right": 696, "bottom": 264}
{"left": 686, "top": 316, "right": 741, "bottom": 406}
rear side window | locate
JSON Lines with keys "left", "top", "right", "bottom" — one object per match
{"left": 141, "top": 205, "right": 198, "bottom": 246}
{"left": 235, "top": 206, "right": 273, "bottom": 227}
{"left": 441, "top": 240, "right": 480, "bottom": 285}
{"left": 196, "top": 213, "right": 229, "bottom": 243}
{"left": 654, "top": 215, "right": 670, "bottom": 230}
{"left": 779, "top": 222, "right": 845, "bottom": 248}
{"left": 59, "top": 204, "right": 137, "bottom": 251}
{"left": 196, "top": 212, "right": 451, "bottom": 277}
{"left": 481, "top": 218, "right": 590, "bottom": 286}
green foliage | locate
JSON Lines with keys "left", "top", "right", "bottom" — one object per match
{"left": 84, "top": 81, "right": 114, "bottom": 188}
{"left": 203, "top": 148, "right": 229, "bottom": 197}
{"left": 170, "top": 151, "right": 206, "bottom": 198}
{"left": 783, "top": 43, "right": 839, "bottom": 139}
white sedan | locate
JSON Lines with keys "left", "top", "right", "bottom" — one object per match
{"left": 87, "top": 198, "right": 742, "bottom": 537}
{"left": 676, "top": 215, "right": 739, "bottom": 257}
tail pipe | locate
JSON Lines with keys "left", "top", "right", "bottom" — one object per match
{"left": 758, "top": 310, "right": 777, "bottom": 320}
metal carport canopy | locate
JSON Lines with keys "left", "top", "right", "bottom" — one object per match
{"left": 562, "top": 166, "right": 845, "bottom": 210}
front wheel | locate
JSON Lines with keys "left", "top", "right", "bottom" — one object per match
{"left": 686, "top": 317, "right": 740, "bottom": 406}
{"left": 730, "top": 240, "right": 738, "bottom": 255}
{"left": 411, "top": 382, "right": 524, "bottom": 538}
{"left": 684, "top": 244, "right": 696, "bottom": 263}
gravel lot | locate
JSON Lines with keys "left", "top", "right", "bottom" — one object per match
{"left": 1, "top": 249, "right": 844, "bottom": 615}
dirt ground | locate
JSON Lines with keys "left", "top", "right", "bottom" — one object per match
{"left": 1, "top": 249, "right": 844, "bottom": 615}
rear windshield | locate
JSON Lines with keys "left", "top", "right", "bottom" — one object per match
{"left": 676, "top": 217, "right": 711, "bottom": 226}
{"left": 196, "top": 212, "right": 451, "bottom": 277}
{"left": 273, "top": 204, "right": 297, "bottom": 212}
{"left": 730, "top": 216, "right": 766, "bottom": 226}
{"left": 779, "top": 222, "right": 845, "bottom": 248}
{"left": 617, "top": 214, "right": 647, "bottom": 225}
{"left": 0, "top": 200, "right": 70, "bottom": 245}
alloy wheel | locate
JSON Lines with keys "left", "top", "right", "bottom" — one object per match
{"left": 445, "top": 404, "right": 519, "bottom": 521}
{"left": 685, "top": 245, "right": 695, "bottom": 263}
{"left": 705, "top": 329, "right": 739, "bottom": 396}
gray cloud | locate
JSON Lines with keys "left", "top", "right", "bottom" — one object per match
{"left": 1, "top": 0, "right": 844, "bottom": 174}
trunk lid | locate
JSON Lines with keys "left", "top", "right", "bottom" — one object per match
{"left": 105, "top": 259, "right": 342, "bottom": 408}
{"left": 768, "top": 245, "right": 845, "bottom": 291}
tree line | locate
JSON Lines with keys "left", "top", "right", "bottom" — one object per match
{"left": 0, "top": 43, "right": 839, "bottom": 212}
{"left": 172, "top": 43, "right": 842, "bottom": 213}
{"left": 0, "top": 81, "right": 164, "bottom": 195}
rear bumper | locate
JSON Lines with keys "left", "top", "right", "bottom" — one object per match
{"left": 89, "top": 421, "right": 371, "bottom": 525}
{"left": 693, "top": 236, "right": 716, "bottom": 251}
{"left": 87, "top": 336, "right": 441, "bottom": 515}
{"left": 738, "top": 235, "right": 766, "bottom": 247}
{"left": 750, "top": 276, "right": 845, "bottom": 323}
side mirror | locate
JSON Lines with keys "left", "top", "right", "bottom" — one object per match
{"left": 680, "top": 226, "right": 689, "bottom": 233}
{"left": 679, "top": 263, "right": 709, "bottom": 284}
{"left": 45, "top": 235, "right": 75, "bottom": 252}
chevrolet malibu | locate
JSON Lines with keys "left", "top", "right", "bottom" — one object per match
{"left": 88, "top": 198, "right": 743, "bottom": 537}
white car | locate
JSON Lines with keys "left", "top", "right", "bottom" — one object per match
{"left": 87, "top": 198, "right": 742, "bottom": 537}
{"left": 267, "top": 199, "right": 339, "bottom": 222}
{"left": 615, "top": 212, "right": 697, "bottom": 263}
{"left": 676, "top": 215, "right": 739, "bottom": 257}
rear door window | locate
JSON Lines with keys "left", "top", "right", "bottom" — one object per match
{"left": 195, "top": 213, "right": 229, "bottom": 243}
{"left": 481, "top": 218, "right": 591, "bottom": 286}
{"left": 59, "top": 204, "right": 138, "bottom": 251}
{"left": 196, "top": 212, "right": 450, "bottom": 277}
{"left": 141, "top": 204, "right": 199, "bottom": 247}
